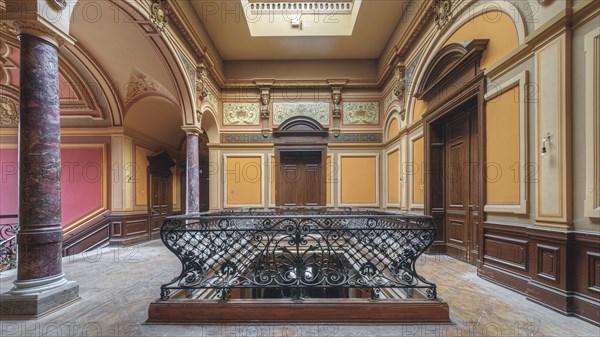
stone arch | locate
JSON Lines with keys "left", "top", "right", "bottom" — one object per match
{"left": 407, "top": 1, "right": 525, "bottom": 123}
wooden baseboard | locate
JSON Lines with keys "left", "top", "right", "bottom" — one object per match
{"left": 147, "top": 298, "right": 451, "bottom": 324}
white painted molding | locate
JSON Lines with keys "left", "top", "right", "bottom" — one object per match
{"left": 584, "top": 28, "right": 600, "bottom": 219}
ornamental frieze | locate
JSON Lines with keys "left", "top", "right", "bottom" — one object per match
{"left": 223, "top": 103, "right": 260, "bottom": 125}
{"left": 0, "top": 96, "right": 18, "bottom": 125}
{"left": 273, "top": 102, "right": 329, "bottom": 125}
{"left": 220, "top": 132, "right": 382, "bottom": 143}
{"left": 343, "top": 102, "right": 379, "bottom": 125}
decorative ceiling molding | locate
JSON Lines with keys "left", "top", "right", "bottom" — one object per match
{"left": 167, "top": 0, "right": 436, "bottom": 92}
{"left": 124, "top": 68, "right": 178, "bottom": 107}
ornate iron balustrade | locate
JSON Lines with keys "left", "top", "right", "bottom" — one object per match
{"left": 0, "top": 215, "right": 18, "bottom": 272}
{"left": 159, "top": 208, "right": 438, "bottom": 302}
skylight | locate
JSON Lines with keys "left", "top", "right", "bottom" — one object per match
{"left": 241, "top": 0, "right": 362, "bottom": 37}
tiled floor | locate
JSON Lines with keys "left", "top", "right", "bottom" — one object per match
{"left": 1, "top": 240, "right": 598, "bottom": 337}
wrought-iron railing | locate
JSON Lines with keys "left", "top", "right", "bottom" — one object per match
{"left": 0, "top": 214, "right": 19, "bottom": 272}
{"left": 159, "top": 207, "right": 438, "bottom": 302}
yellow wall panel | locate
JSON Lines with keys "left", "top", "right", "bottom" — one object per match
{"left": 387, "top": 118, "right": 399, "bottom": 141}
{"left": 412, "top": 138, "right": 424, "bottom": 205}
{"left": 387, "top": 150, "right": 399, "bottom": 204}
{"left": 135, "top": 146, "right": 151, "bottom": 206}
{"left": 486, "top": 86, "right": 520, "bottom": 204}
{"left": 445, "top": 12, "right": 519, "bottom": 69}
{"left": 341, "top": 156, "right": 377, "bottom": 204}
{"left": 226, "top": 156, "right": 262, "bottom": 206}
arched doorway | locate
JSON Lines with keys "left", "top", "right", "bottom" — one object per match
{"left": 273, "top": 116, "right": 328, "bottom": 206}
{"left": 415, "top": 40, "right": 488, "bottom": 264}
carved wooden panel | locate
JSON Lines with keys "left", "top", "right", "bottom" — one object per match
{"left": 484, "top": 234, "right": 528, "bottom": 270}
{"left": 588, "top": 252, "right": 600, "bottom": 292}
{"left": 537, "top": 244, "right": 560, "bottom": 282}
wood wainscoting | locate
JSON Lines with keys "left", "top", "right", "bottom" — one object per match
{"left": 479, "top": 222, "right": 600, "bottom": 324}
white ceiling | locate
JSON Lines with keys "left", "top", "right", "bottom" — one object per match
{"left": 186, "top": 0, "right": 407, "bottom": 61}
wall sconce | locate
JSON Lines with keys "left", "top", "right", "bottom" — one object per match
{"left": 541, "top": 133, "right": 551, "bottom": 158}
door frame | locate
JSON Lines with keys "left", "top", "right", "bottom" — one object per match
{"left": 415, "top": 40, "right": 488, "bottom": 265}
{"left": 147, "top": 151, "right": 175, "bottom": 240}
{"left": 274, "top": 147, "right": 327, "bottom": 206}
{"left": 272, "top": 116, "right": 329, "bottom": 207}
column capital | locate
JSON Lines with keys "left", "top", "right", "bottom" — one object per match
{"left": 182, "top": 126, "right": 202, "bottom": 135}
{"left": 5, "top": 0, "right": 75, "bottom": 47}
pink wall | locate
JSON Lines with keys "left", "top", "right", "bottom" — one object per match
{"left": 0, "top": 149, "right": 18, "bottom": 225}
{"left": 0, "top": 147, "right": 103, "bottom": 227}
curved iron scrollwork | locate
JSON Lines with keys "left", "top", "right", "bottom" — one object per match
{"left": 159, "top": 208, "right": 438, "bottom": 302}
{"left": 0, "top": 222, "right": 19, "bottom": 272}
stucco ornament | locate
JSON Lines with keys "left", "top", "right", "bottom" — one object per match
{"left": 0, "top": 96, "right": 18, "bottom": 125}
{"left": 433, "top": 0, "right": 452, "bottom": 29}
{"left": 151, "top": 0, "right": 170, "bottom": 32}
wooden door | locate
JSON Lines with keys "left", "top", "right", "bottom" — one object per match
{"left": 149, "top": 174, "right": 170, "bottom": 240}
{"left": 444, "top": 108, "right": 479, "bottom": 263}
{"left": 277, "top": 152, "right": 324, "bottom": 206}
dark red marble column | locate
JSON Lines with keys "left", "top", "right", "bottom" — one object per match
{"left": 16, "top": 33, "right": 63, "bottom": 281}
{"left": 186, "top": 131, "right": 200, "bottom": 213}
{"left": 0, "top": 31, "right": 78, "bottom": 317}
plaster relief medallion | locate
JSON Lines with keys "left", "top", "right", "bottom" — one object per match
{"left": 47, "top": 0, "right": 67, "bottom": 10}
{"left": 0, "top": 96, "right": 18, "bottom": 125}
{"left": 223, "top": 103, "right": 260, "bottom": 125}
{"left": 273, "top": 102, "right": 330, "bottom": 125}
{"left": 343, "top": 102, "right": 379, "bottom": 125}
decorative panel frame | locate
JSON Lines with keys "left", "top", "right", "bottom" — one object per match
{"left": 337, "top": 153, "right": 380, "bottom": 208}
{"left": 408, "top": 130, "right": 424, "bottom": 210}
{"left": 483, "top": 71, "right": 529, "bottom": 214}
{"left": 342, "top": 102, "right": 380, "bottom": 125}
{"left": 223, "top": 154, "right": 265, "bottom": 208}
{"left": 385, "top": 145, "right": 401, "bottom": 208}
{"left": 584, "top": 28, "right": 600, "bottom": 218}
{"left": 272, "top": 102, "right": 330, "bottom": 126}
{"left": 222, "top": 103, "right": 260, "bottom": 126}
{"left": 534, "top": 35, "right": 571, "bottom": 227}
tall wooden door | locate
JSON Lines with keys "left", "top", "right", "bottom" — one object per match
{"left": 149, "top": 174, "right": 171, "bottom": 240}
{"left": 444, "top": 108, "right": 479, "bottom": 263}
{"left": 277, "top": 152, "right": 324, "bottom": 206}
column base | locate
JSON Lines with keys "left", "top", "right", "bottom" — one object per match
{"left": 0, "top": 274, "right": 80, "bottom": 318}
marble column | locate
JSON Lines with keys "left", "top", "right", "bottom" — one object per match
{"left": 0, "top": 32, "right": 78, "bottom": 317}
{"left": 185, "top": 130, "right": 200, "bottom": 213}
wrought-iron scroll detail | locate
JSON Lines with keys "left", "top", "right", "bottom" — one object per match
{"left": 159, "top": 208, "right": 438, "bottom": 302}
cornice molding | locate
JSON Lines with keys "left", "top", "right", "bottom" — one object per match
{"left": 167, "top": 0, "right": 435, "bottom": 92}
